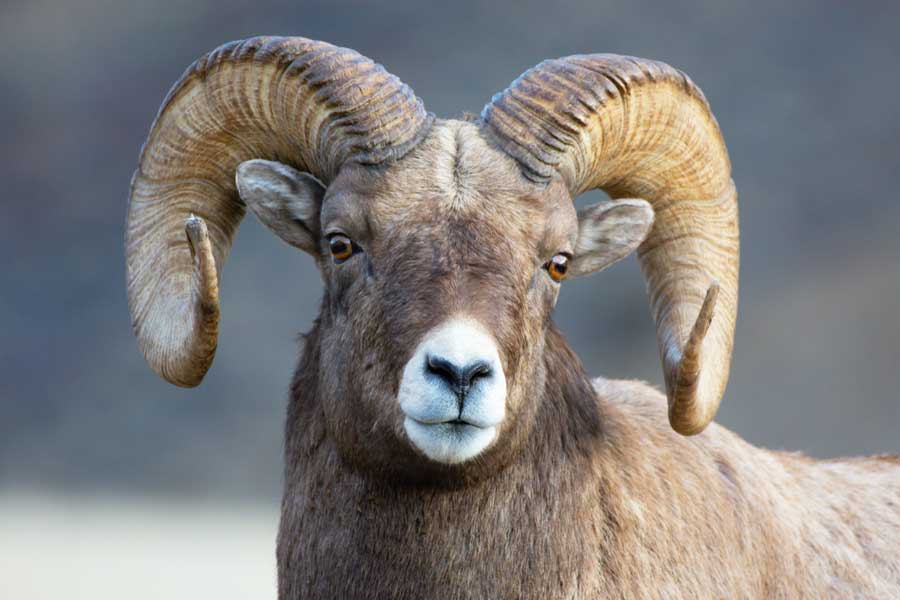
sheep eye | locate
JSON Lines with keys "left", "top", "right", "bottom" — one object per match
{"left": 328, "top": 234, "right": 355, "bottom": 263}
{"left": 545, "top": 253, "right": 570, "bottom": 282}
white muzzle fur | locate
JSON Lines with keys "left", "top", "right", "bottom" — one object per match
{"left": 398, "top": 317, "right": 507, "bottom": 464}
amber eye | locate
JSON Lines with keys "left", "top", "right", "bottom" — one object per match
{"left": 328, "top": 234, "right": 355, "bottom": 263}
{"left": 545, "top": 253, "right": 570, "bottom": 282}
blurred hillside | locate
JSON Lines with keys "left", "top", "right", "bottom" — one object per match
{"left": 1, "top": 0, "right": 898, "bottom": 505}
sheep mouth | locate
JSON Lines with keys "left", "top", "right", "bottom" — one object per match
{"left": 402, "top": 417, "right": 499, "bottom": 464}
{"left": 405, "top": 414, "right": 492, "bottom": 429}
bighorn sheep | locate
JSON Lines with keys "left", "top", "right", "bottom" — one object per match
{"left": 126, "top": 37, "right": 900, "bottom": 598}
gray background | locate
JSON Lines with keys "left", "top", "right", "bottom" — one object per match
{"left": 3, "top": 0, "right": 899, "bottom": 505}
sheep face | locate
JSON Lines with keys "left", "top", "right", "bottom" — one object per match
{"left": 237, "top": 120, "right": 652, "bottom": 480}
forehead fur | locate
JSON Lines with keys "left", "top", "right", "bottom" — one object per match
{"left": 326, "top": 119, "right": 577, "bottom": 254}
{"left": 394, "top": 119, "right": 535, "bottom": 209}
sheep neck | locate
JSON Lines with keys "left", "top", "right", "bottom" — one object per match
{"left": 276, "top": 323, "right": 614, "bottom": 598}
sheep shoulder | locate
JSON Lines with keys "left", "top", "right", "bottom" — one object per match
{"left": 589, "top": 376, "right": 900, "bottom": 597}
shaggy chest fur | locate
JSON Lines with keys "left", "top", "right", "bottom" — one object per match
{"left": 277, "top": 436, "right": 600, "bottom": 599}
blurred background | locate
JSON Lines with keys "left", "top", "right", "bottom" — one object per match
{"left": 2, "top": 0, "right": 898, "bottom": 597}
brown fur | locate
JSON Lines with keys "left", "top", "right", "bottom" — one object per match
{"left": 273, "top": 120, "right": 900, "bottom": 598}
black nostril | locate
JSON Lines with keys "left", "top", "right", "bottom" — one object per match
{"left": 426, "top": 355, "right": 455, "bottom": 382}
{"left": 462, "top": 361, "right": 492, "bottom": 386}
{"left": 425, "top": 355, "right": 492, "bottom": 402}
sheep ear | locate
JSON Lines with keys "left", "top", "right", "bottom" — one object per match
{"left": 570, "top": 199, "right": 654, "bottom": 278}
{"left": 236, "top": 159, "right": 325, "bottom": 256}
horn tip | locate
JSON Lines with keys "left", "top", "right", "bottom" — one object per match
{"left": 666, "top": 281, "right": 723, "bottom": 436}
{"left": 185, "top": 213, "right": 207, "bottom": 236}
{"left": 692, "top": 282, "right": 719, "bottom": 342}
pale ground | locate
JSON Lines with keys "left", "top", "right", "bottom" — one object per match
{"left": 0, "top": 492, "right": 279, "bottom": 599}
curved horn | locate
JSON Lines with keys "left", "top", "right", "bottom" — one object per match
{"left": 126, "top": 37, "right": 432, "bottom": 387}
{"left": 481, "top": 55, "right": 738, "bottom": 435}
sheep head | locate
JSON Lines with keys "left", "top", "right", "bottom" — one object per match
{"left": 126, "top": 37, "right": 738, "bottom": 476}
